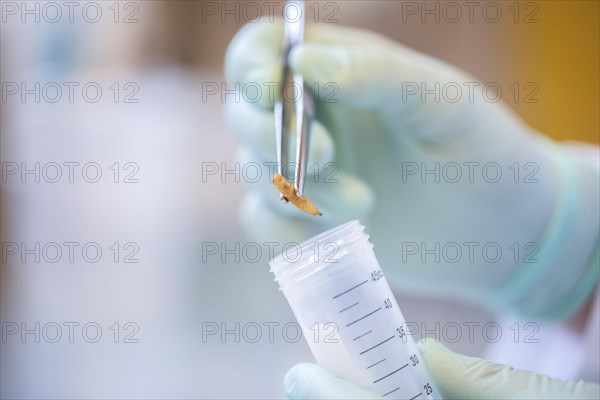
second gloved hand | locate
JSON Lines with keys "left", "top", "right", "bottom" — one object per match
{"left": 284, "top": 340, "right": 600, "bottom": 400}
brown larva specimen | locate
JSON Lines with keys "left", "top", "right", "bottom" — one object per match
{"left": 273, "top": 173, "right": 322, "bottom": 216}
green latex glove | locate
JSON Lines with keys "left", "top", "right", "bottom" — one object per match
{"left": 284, "top": 340, "right": 600, "bottom": 400}
{"left": 224, "top": 19, "right": 599, "bottom": 319}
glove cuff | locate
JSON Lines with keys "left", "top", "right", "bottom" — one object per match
{"left": 497, "top": 140, "right": 600, "bottom": 319}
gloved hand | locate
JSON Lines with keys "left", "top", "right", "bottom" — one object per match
{"left": 224, "top": 19, "right": 599, "bottom": 319}
{"left": 283, "top": 339, "right": 600, "bottom": 400}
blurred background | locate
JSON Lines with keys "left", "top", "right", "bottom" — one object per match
{"left": 1, "top": 1, "right": 598, "bottom": 398}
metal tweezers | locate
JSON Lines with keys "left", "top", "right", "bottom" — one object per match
{"left": 274, "top": 0, "right": 314, "bottom": 202}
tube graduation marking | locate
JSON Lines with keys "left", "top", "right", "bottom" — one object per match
{"left": 359, "top": 335, "right": 394, "bottom": 354}
{"left": 382, "top": 387, "right": 400, "bottom": 397}
{"left": 339, "top": 302, "right": 359, "bottom": 313}
{"left": 352, "top": 330, "right": 373, "bottom": 341}
{"left": 346, "top": 307, "right": 382, "bottom": 327}
{"left": 373, "top": 364, "right": 409, "bottom": 383}
{"left": 332, "top": 280, "right": 368, "bottom": 299}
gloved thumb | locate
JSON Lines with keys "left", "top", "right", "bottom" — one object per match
{"left": 419, "top": 339, "right": 600, "bottom": 400}
{"left": 288, "top": 38, "right": 469, "bottom": 112}
{"left": 289, "top": 43, "right": 395, "bottom": 109}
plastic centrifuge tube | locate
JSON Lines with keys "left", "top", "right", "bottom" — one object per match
{"left": 270, "top": 220, "right": 440, "bottom": 400}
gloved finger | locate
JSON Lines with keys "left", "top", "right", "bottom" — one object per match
{"left": 284, "top": 363, "right": 382, "bottom": 400}
{"left": 224, "top": 19, "right": 396, "bottom": 109}
{"left": 306, "top": 170, "right": 376, "bottom": 223}
{"left": 224, "top": 17, "right": 284, "bottom": 109}
{"left": 225, "top": 99, "right": 335, "bottom": 165}
{"left": 238, "top": 191, "right": 327, "bottom": 244}
{"left": 419, "top": 339, "right": 600, "bottom": 400}
{"left": 304, "top": 22, "right": 398, "bottom": 48}
{"left": 234, "top": 146, "right": 325, "bottom": 206}
{"left": 289, "top": 41, "right": 468, "bottom": 111}
{"left": 239, "top": 175, "right": 374, "bottom": 243}
{"left": 236, "top": 146, "right": 376, "bottom": 222}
